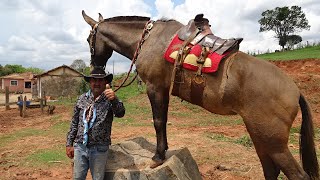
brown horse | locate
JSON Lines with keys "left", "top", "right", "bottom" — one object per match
{"left": 82, "top": 11, "right": 319, "bottom": 180}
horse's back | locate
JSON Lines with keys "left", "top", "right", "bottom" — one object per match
{"left": 226, "top": 52, "right": 300, "bottom": 120}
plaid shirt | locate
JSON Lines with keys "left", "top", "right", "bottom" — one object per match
{"left": 66, "top": 92, "right": 125, "bottom": 147}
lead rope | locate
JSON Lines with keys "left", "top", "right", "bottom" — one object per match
{"left": 114, "top": 20, "right": 154, "bottom": 92}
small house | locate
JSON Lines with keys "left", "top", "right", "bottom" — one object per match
{"left": 35, "top": 65, "right": 83, "bottom": 98}
{"left": 0, "top": 72, "right": 34, "bottom": 93}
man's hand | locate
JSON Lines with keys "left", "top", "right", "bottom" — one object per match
{"left": 104, "top": 84, "right": 115, "bottom": 101}
{"left": 66, "top": 146, "right": 74, "bottom": 159}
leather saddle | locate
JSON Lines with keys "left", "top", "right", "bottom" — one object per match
{"left": 177, "top": 14, "right": 243, "bottom": 55}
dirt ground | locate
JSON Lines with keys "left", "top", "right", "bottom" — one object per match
{"left": 0, "top": 59, "right": 319, "bottom": 180}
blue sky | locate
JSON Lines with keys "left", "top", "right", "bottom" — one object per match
{"left": 0, "top": 0, "right": 319, "bottom": 74}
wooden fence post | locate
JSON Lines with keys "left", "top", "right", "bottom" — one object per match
{"left": 5, "top": 86, "right": 10, "bottom": 110}
{"left": 43, "top": 91, "right": 47, "bottom": 106}
{"left": 40, "top": 98, "right": 44, "bottom": 113}
{"left": 22, "top": 96, "right": 26, "bottom": 118}
{"left": 18, "top": 96, "right": 22, "bottom": 117}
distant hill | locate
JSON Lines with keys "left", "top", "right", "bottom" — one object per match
{"left": 256, "top": 45, "right": 320, "bottom": 61}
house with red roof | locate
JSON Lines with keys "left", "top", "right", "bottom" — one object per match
{"left": 0, "top": 72, "right": 35, "bottom": 93}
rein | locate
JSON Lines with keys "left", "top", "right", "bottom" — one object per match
{"left": 90, "top": 20, "right": 154, "bottom": 91}
{"left": 113, "top": 20, "right": 154, "bottom": 92}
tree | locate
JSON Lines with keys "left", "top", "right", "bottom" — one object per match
{"left": 286, "top": 35, "right": 302, "bottom": 50}
{"left": 4, "top": 64, "right": 25, "bottom": 73}
{"left": 70, "top": 59, "right": 87, "bottom": 73}
{"left": 0, "top": 64, "right": 44, "bottom": 76}
{"left": 25, "top": 67, "right": 44, "bottom": 74}
{"left": 258, "top": 6, "right": 310, "bottom": 50}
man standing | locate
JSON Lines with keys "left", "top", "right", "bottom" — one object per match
{"left": 66, "top": 67, "right": 125, "bottom": 180}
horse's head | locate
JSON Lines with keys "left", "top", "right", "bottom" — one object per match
{"left": 82, "top": 10, "right": 113, "bottom": 69}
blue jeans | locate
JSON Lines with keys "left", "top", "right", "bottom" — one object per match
{"left": 73, "top": 143, "right": 109, "bottom": 180}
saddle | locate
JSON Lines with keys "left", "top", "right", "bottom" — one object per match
{"left": 177, "top": 14, "right": 243, "bottom": 55}
{"left": 167, "top": 14, "right": 243, "bottom": 106}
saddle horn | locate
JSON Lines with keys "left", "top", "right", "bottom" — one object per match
{"left": 194, "top": 14, "right": 210, "bottom": 30}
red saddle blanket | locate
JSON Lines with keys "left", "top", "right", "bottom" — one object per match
{"left": 164, "top": 35, "right": 230, "bottom": 73}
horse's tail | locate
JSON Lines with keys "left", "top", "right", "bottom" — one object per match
{"left": 299, "top": 94, "right": 319, "bottom": 179}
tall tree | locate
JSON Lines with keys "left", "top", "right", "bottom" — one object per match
{"left": 70, "top": 59, "right": 87, "bottom": 73}
{"left": 258, "top": 6, "right": 310, "bottom": 50}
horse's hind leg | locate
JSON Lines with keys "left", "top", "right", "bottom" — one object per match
{"left": 246, "top": 117, "right": 309, "bottom": 180}
{"left": 146, "top": 85, "right": 169, "bottom": 164}
{"left": 254, "top": 148, "right": 280, "bottom": 180}
{"left": 268, "top": 148, "right": 309, "bottom": 180}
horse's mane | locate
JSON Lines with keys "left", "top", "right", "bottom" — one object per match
{"left": 103, "top": 16, "right": 177, "bottom": 23}
{"left": 158, "top": 17, "right": 175, "bottom": 22}
{"left": 104, "top": 16, "right": 150, "bottom": 22}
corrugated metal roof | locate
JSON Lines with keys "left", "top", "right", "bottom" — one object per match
{"left": 35, "top": 64, "right": 83, "bottom": 78}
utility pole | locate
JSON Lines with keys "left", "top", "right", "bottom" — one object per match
{"left": 112, "top": 60, "right": 114, "bottom": 74}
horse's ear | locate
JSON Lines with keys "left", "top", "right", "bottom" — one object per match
{"left": 82, "top": 10, "right": 97, "bottom": 28}
{"left": 98, "top": 13, "right": 104, "bottom": 22}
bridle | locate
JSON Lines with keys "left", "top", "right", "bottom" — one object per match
{"left": 89, "top": 19, "right": 154, "bottom": 91}
{"left": 89, "top": 21, "right": 105, "bottom": 69}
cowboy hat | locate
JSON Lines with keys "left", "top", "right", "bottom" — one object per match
{"left": 84, "top": 67, "right": 113, "bottom": 83}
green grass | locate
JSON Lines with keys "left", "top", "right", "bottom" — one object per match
{"left": 256, "top": 45, "right": 320, "bottom": 61}
{"left": 24, "top": 147, "right": 69, "bottom": 167}
{"left": 0, "top": 128, "right": 46, "bottom": 147}
{"left": 206, "top": 133, "right": 253, "bottom": 148}
{"left": 234, "top": 135, "right": 253, "bottom": 148}
{"left": 115, "top": 82, "right": 145, "bottom": 101}
{"left": 50, "top": 121, "right": 70, "bottom": 134}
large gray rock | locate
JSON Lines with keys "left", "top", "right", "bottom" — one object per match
{"left": 105, "top": 137, "right": 202, "bottom": 180}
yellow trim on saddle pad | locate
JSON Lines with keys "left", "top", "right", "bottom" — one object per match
{"left": 169, "top": 51, "right": 212, "bottom": 67}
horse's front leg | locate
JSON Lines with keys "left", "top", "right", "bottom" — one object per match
{"left": 146, "top": 85, "right": 169, "bottom": 167}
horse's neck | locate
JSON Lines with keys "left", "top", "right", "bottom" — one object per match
{"left": 103, "top": 21, "right": 147, "bottom": 60}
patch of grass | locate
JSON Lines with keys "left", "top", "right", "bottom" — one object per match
{"left": 206, "top": 133, "right": 253, "bottom": 148}
{"left": 49, "top": 114, "right": 62, "bottom": 122}
{"left": 116, "top": 83, "right": 145, "bottom": 101}
{"left": 0, "top": 128, "right": 46, "bottom": 147}
{"left": 50, "top": 121, "right": 70, "bottom": 134}
{"left": 314, "top": 128, "right": 320, "bottom": 140}
{"left": 278, "top": 172, "right": 286, "bottom": 180}
{"left": 49, "top": 97, "right": 77, "bottom": 106}
{"left": 256, "top": 45, "right": 320, "bottom": 61}
{"left": 114, "top": 117, "right": 134, "bottom": 125}
{"left": 234, "top": 135, "right": 253, "bottom": 148}
{"left": 289, "top": 126, "right": 300, "bottom": 145}
{"left": 181, "top": 101, "right": 203, "bottom": 113}
{"left": 207, "top": 134, "right": 231, "bottom": 142}
{"left": 124, "top": 103, "right": 151, "bottom": 115}
{"left": 196, "top": 115, "right": 243, "bottom": 127}
{"left": 24, "top": 147, "right": 69, "bottom": 167}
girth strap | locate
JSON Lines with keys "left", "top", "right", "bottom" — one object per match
{"left": 169, "top": 28, "right": 200, "bottom": 96}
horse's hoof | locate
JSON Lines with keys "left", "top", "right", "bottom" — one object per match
{"left": 150, "top": 160, "right": 165, "bottom": 169}
{"left": 152, "top": 154, "right": 164, "bottom": 161}
{"left": 152, "top": 155, "right": 157, "bottom": 161}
